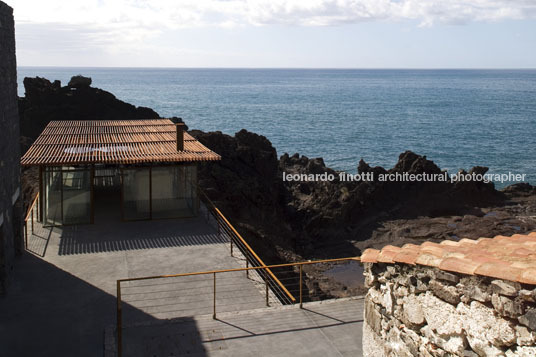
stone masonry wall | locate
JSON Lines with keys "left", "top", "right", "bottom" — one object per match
{"left": 0, "top": 1, "right": 22, "bottom": 295}
{"left": 363, "top": 263, "right": 536, "bottom": 356}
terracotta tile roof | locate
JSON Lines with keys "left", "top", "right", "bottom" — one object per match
{"left": 361, "top": 232, "right": 536, "bottom": 285}
{"left": 21, "top": 119, "right": 221, "bottom": 166}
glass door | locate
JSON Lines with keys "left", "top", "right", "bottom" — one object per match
{"left": 43, "top": 167, "right": 92, "bottom": 226}
{"left": 121, "top": 167, "right": 151, "bottom": 221}
{"left": 62, "top": 168, "right": 92, "bottom": 225}
{"left": 43, "top": 167, "right": 62, "bottom": 226}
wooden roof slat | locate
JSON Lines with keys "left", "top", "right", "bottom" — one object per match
{"left": 21, "top": 119, "right": 221, "bottom": 166}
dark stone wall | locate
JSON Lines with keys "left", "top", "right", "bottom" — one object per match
{"left": 0, "top": 1, "right": 22, "bottom": 295}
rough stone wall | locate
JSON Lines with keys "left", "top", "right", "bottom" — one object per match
{"left": 0, "top": 1, "right": 22, "bottom": 295}
{"left": 363, "top": 263, "right": 536, "bottom": 356}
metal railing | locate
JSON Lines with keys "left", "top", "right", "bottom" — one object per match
{"left": 116, "top": 256, "right": 361, "bottom": 357}
{"left": 24, "top": 193, "right": 40, "bottom": 250}
{"left": 196, "top": 185, "right": 295, "bottom": 305}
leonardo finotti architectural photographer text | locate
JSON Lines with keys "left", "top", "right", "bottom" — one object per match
{"left": 282, "top": 171, "right": 526, "bottom": 184}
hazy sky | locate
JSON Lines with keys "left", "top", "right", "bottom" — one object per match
{"left": 7, "top": 0, "right": 536, "bottom": 68}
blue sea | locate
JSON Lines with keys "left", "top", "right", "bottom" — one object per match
{"left": 17, "top": 68, "right": 536, "bottom": 188}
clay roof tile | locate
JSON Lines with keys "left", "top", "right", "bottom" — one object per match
{"left": 439, "top": 257, "right": 481, "bottom": 275}
{"left": 363, "top": 231, "right": 536, "bottom": 285}
{"left": 361, "top": 249, "right": 380, "bottom": 263}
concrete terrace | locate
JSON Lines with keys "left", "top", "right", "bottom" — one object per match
{"left": 121, "top": 298, "right": 364, "bottom": 357}
{"left": 1, "top": 206, "right": 263, "bottom": 355}
{"left": 1, "top": 203, "right": 364, "bottom": 356}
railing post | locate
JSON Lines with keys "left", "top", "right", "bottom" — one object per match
{"left": 265, "top": 271, "right": 270, "bottom": 307}
{"left": 24, "top": 221, "right": 28, "bottom": 250}
{"left": 213, "top": 272, "right": 217, "bottom": 319}
{"left": 246, "top": 260, "right": 249, "bottom": 278}
{"left": 117, "top": 281, "right": 123, "bottom": 357}
{"left": 31, "top": 208, "right": 34, "bottom": 233}
{"left": 299, "top": 264, "right": 303, "bottom": 308}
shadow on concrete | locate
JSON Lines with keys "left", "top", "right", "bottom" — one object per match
{"left": 49, "top": 189, "right": 226, "bottom": 255}
{"left": 58, "top": 230, "right": 226, "bottom": 255}
{"left": 213, "top": 316, "right": 364, "bottom": 342}
{"left": 26, "top": 224, "right": 53, "bottom": 257}
{"left": 0, "top": 252, "right": 207, "bottom": 357}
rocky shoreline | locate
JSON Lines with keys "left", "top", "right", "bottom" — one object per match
{"left": 18, "top": 76, "right": 536, "bottom": 300}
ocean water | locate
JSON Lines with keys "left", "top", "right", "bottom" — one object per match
{"left": 17, "top": 68, "right": 536, "bottom": 187}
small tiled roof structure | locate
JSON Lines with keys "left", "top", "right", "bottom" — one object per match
{"left": 21, "top": 119, "right": 221, "bottom": 166}
{"left": 361, "top": 232, "right": 536, "bottom": 285}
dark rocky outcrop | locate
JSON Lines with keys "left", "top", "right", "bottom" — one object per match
{"left": 192, "top": 130, "right": 530, "bottom": 264}
{"left": 67, "top": 75, "right": 92, "bottom": 88}
{"left": 191, "top": 129, "right": 297, "bottom": 263}
{"left": 18, "top": 76, "right": 160, "bottom": 149}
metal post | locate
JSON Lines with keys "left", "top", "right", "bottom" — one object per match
{"left": 39, "top": 166, "right": 43, "bottom": 223}
{"left": 299, "top": 265, "right": 303, "bottom": 308}
{"left": 265, "top": 272, "right": 270, "bottom": 307}
{"left": 246, "top": 260, "right": 249, "bottom": 278}
{"left": 117, "top": 281, "right": 123, "bottom": 357}
{"left": 213, "top": 272, "right": 217, "bottom": 319}
{"left": 31, "top": 209, "right": 34, "bottom": 233}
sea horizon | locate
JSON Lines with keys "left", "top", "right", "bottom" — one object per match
{"left": 18, "top": 66, "right": 536, "bottom": 70}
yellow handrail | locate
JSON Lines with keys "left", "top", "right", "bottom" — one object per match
{"left": 196, "top": 186, "right": 296, "bottom": 303}
{"left": 24, "top": 193, "right": 39, "bottom": 222}
{"left": 24, "top": 193, "right": 39, "bottom": 249}
{"left": 117, "top": 257, "right": 360, "bottom": 283}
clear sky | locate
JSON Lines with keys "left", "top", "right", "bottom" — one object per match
{"left": 6, "top": 0, "right": 536, "bottom": 68}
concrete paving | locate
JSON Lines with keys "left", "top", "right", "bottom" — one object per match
{"left": 121, "top": 298, "right": 364, "bottom": 357}
{"left": 0, "top": 208, "right": 269, "bottom": 357}
{"left": 1, "top": 200, "right": 364, "bottom": 357}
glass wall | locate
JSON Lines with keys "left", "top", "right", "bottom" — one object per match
{"left": 41, "top": 164, "right": 198, "bottom": 224}
{"left": 122, "top": 168, "right": 151, "bottom": 221}
{"left": 43, "top": 166, "right": 92, "bottom": 226}
{"left": 43, "top": 167, "right": 62, "bottom": 226}
{"left": 121, "top": 165, "right": 198, "bottom": 221}
{"left": 62, "top": 168, "right": 92, "bottom": 225}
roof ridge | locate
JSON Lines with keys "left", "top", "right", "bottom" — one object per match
{"left": 361, "top": 232, "right": 536, "bottom": 285}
